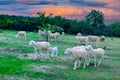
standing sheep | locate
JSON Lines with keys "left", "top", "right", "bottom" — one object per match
{"left": 29, "top": 40, "right": 50, "bottom": 55}
{"left": 86, "top": 45, "right": 105, "bottom": 67}
{"left": 86, "top": 35, "right": 99, "bottom": 47}
{"left": 48, "top": 30, "right": 60, "bottom": 42}
{"left": 75, "top": 36, "right": 88, "bottom": 46}
{"left": 49, "top": 46, "right": 58, "bottom": 57}
{"left": 38, "top": 29, "right": 46, "bottom": 41}
{"left": 15, "top": 31, "right": 26, "bottom": 40}
{"left": 64, "top": 48, "right": 89, "bottom": 70}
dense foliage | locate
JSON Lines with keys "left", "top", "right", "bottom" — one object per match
{"left": 0, "top": 10, "right": 119, "bottom": 37}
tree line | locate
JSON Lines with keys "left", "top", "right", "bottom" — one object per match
{"left": 0, "top": 10, "right": 120, "bottom": 37}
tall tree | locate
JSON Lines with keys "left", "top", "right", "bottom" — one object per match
{"left": 85, "top": 10, "right": 107, "bottom": 35}
{"left": 85, "top": 10, "right": 104, "bottom": 27}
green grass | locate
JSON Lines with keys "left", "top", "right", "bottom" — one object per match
{"left": 0, "top": 30, "right": 120, "bottom": 80}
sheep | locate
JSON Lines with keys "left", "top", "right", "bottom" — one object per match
{"left": 15, "top": 31, "right": 26, "bottom": 40}
{"left": 49, "top": 46, "right": 58, "bottom": 57}
{"left": 62, "top": 32, "right": 65, "bottom": 35}
{"left": 38, "top": 29, "right": 46, "bottom": 40}
{"left": 86, "top": 45, "right": 105, "bottom": 67}
{"left": 48, "top": 30, "right": 60, "bottom": 42}
{"left": 100, "top": 35, "right": 105, "bottom": 42}
{"left": 86, "top": 35, "right": 100, "bottom": 47}
{"left": 75, "top": 36, "right": 88, "bottom": 46}
{"left": 29, "top": 40, "right": 50, "bottom": 56}
{"left": 64, "top": 48, "right": 89, "bottom": 70}
{"left": 77, "top": 33, "right": 82, "bottom": 36}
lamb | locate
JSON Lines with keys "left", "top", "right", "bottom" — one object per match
{"left": 75, "top": 36, "right": 88, "bottom": 46}
{"left": 49, "top": 46, "right": 58, "bottom": 57}
{"left": 29, "top": 40, "right": 50, "bottom": 55}
{"left": 15, "top": 31, "right": 26, "bottom": 40}
{"left": 86, "top": 45, "right": 105, "bottom": 67}
{"left": 64, "top": 48, "right": 89, "bottom": 70}
{"left": 48, "top": 30, "right": 60, "bottom": 42}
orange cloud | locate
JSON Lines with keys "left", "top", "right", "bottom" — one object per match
{"left": 27, "top": 5, "right": 83, "bottom": 17}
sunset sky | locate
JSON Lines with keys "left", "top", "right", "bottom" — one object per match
{"left": 0, "top": 0, "right": 120, "bottom": 23}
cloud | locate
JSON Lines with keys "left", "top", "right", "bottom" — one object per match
{"left": 69, "top": 0, "right": 107, "bottom": 7}
{"left": 0, "top": 0, "right": 57, "bottom": 5}
{"left": 27, "top": 5, "right": 84, "bottom": 17}
{"left": 97, "top": 0, "right": 120, "bottom": 10}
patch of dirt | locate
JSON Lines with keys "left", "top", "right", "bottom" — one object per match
{"left": 0, "top": 37, "right": 6, "bottom": 41}
{"left": 2, "top": 47, "right": 22, "bottom": 53}
{"left": 18, "top": 53, "right": 50, "bottom": 60}
{"left": 94, "top": 66, "right": 120, "bottom": 72}
{"left": 28, "top": 65, "right": 53, "bottom": 74}
{"left": 18, "top": 53, "right": 37, "bottom": 60}
{"left": 28, "top": 64, "right": 68, "bottom": 74}
{"left": 58, "top": 56, "right": 73, "bottom": 62}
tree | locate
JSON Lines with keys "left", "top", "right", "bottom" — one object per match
{"left": 85, "top": 10, "right": 108, "bottom": 35}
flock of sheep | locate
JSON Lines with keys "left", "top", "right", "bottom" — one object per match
{"left": 15, "top": 30, "right": 106, "bottom": 70}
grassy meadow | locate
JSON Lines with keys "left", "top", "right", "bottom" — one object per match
{"left": 0, "top": 30, "right": 120, "bottom": 80}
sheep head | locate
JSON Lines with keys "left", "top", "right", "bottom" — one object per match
{"left": 29, "top": 40, "right": 36, "bottom": 46}
{"left": 64, "top": 48, "right": 71, "bottom": 54}
{"left": 86, "top": 45, "right": 93, "bottom": 51}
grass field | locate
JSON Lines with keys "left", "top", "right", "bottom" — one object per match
{"left": 0, "top": 30, "right": 120, "bottom": 80}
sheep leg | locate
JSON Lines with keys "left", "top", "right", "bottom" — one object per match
{"left": 96, "top": 40, "right": 99, "bottom": 47}
{"left": 51, "top": 51, "right": 54, "bottom": 57}
{"left": 97, "top": 57, "right": 103, "bottom": 66}
{"left": 77, "top": 60, "right": 81, "bottom": 68}
{"left": 86, "top": 57, "right": 90, "bottom": 66}
{"left": 24, "top": 36, "right": 26, "bottom": 40}
{"left": 73, "top": 60, "right": 78, "bottom": 70}
{"left": 55, "top": 49, "right": 58, "bottom": 57}
{"left": 34, "top": 48, "right": 37, "bottom": 55}
{"left": 94, "top": 57, "right": 97, "bottom": 67}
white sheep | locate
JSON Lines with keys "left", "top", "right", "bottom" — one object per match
{"left": 62, "top": 32, "right": 65, "bottom": 35}
{"left": 48, "top": 30, "right": 60, "bottom": 42}
{"left": 15, "top": 31, "right": 26, "bottom": 40}
{"left": 77, "top": 33, "right": 82, "bottom": 36}
{"left": 86, "top": 45, "right": 105, "bottom": 67}
{"left": 29, "top": 40, "right": 50, "bottom": 55}
{"left": 75, "top": 36, "right": 88, "bottom": 46}
{"left": 49, "top": 46, "right": 58, "bottom": 57}
{"left": 38, "top": 29, "right": 46, "bottom": 40}
{"left": 100, "top": 35, "right": 105, "bottom": 42}
{"left": 64, "top": 48, "right": 89, "bottom": 70}
{"left": 86, "top": 35, "right": 99, "bottom": 47}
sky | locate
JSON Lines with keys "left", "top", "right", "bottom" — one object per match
{"left": 0, "top": 0, "right": 120, "bottom": 23}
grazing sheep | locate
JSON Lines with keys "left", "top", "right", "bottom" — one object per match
{"left": 49, "top": 46, "right": 58, "bottom": 57}
{"left": 48, "top": 30, "right": 60, "bottom": 42}
{"left": 29, "top": 40, "right": 50, "bottom": 55}
{"left": 86, "top": 35, "right": 99, "bottom": 47}
{"left": 86, "top": 45, "right": 105, "bottom": 67}
{"left": 64, "top": 48, "right": 89, "bottom": 70}
{"left": 75, "top": 36, "right": 88, "bottom": 46}
{"left": 15, "top": 31, "right": 26, "bottom": 40}
{"left": 77, "top": 33, "right": 82, "bottom": 36}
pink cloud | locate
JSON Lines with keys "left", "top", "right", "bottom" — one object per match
{"left": 0, "top": 11, "right": 19, "bottom": 16}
